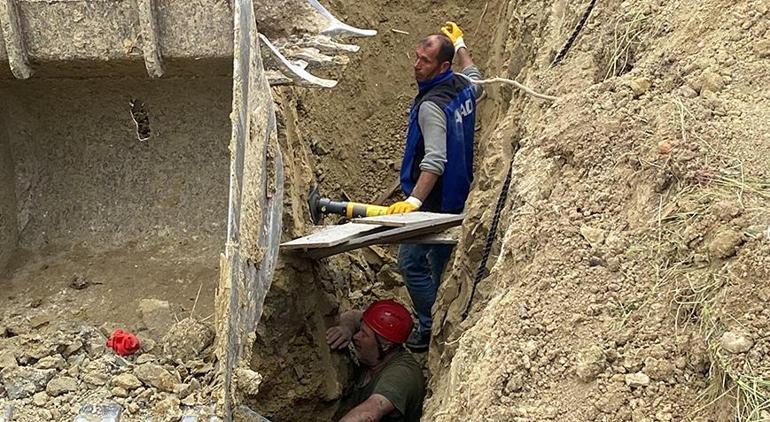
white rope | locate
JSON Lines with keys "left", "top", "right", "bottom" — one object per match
{"left": 474, "top": 77, "right": 558, "bottom": 102}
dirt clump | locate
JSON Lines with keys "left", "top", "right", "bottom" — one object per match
{"left": 162, "top": 318, "right": 215, "bottom": 362}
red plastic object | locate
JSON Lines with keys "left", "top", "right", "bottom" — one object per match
{"left": 362, "top": 300, "right": 413, "bottom": 344}
{"left": 106, "top": 329, "right": 140, "bottom": 356}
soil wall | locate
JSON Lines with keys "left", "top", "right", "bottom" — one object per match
{"left": 0, "top": 108, "right": 16, "bottom": 269}
{"left": 426, "top": 0, "right": 770, "bottom": 420}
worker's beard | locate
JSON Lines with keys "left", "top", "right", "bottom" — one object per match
{"left": 353, "top": 341, "right": 380, "bottom": 367}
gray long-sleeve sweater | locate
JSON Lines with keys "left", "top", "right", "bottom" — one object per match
{"left": 418, "top": 65, "right": 484, "bottom": 175}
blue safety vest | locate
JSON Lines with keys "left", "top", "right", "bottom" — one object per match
{"left": 400, "top": 70, "right": 476, "bottom": 213}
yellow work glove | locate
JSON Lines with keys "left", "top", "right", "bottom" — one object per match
{"left": 441, "top": 21, "right": 466, "bottom": 51}
{"left": 387, "top": 197, "right": 422, "bottom": 214}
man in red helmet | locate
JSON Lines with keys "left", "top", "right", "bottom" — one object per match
{"left": 327, "top": 299, "right": 425, "bottom": 421}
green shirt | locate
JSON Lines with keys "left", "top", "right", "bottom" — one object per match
{"left": 335, "top": 350, "right": 425, "bottom": 421}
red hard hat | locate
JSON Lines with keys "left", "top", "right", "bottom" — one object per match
{"left": 362, "top": 300, "right": 413, "bottom": 344}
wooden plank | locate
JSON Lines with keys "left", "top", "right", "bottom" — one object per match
{"left": 303, "top": 214, "right": 464, "bottom": 259}
{"left": 280, "top": 223, "right": 384, "bottom": 249}
{"left": 394, "top": 227, "right": 461, "bottom": 245}
{"left": 352, "top": 211, "right": 457, "bottom": 227}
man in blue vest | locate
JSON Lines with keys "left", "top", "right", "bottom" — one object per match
{"left": 387, "top": 22, "right": 483, "bottom": 352}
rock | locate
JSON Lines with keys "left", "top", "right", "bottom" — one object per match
{"left": 188, "top": 360, "right": 214, "bottom": 375}
{"left": 174, "top": 382, "right": 196, "bottom": 399}
{"left": 134, "top": 363, "right": 178, "bottom": 392}
{"left": 503, "top": 373, "right": 525, "bottom": 394}
{"left": 712, "top": 201, "right": 742, "bottom": 221}
{"left": 0, "top": 350, "right": 17, "bottom": 369}
{"left": 36, "top": 354, "right": 66, "bottom": 370}
{"left": 755, "top": 39, "right": 770, "bottom": 58}
{"left": 697, "top": 70, "right": 725, "bottom": 94}
{"left": 152, "top": 395, "right": 182, "bottom": 420}
{"left": 29, "top": 313, "right": 51, "bottom": 329}
{"left": 127, "top": 401, "right": 140, "bottom": 414}
{"left": 658, "top": 140, "right": 672, "bottom": 155}
{"left": 136, "top": 387, "right": 154, "bottom": 400}
{"left": 625, "top": 372, "right": 651, "bottom": 387}
{"left": 580, "top": 226, "right": 606, "bottom": 249}
{"left": 139, "top": 299, "right": 176, "bottom": 339}
{"left": 46, "top": 376, "right": 78, "bottom": 396}
{"left": 376, "top": 264, "right": 400, "bottom": 288}
{"left": 63, "top": 340, "right": 84, "bottom": 357}
{"left": 0, "top": 366, "right": 56, "bottom": 399}
{"left": 111, "top": 386, "right": 129, "bottom": 398}
{"left": 605, "top": 232, "right": 628, "bottom": 255}
{"left": 643, "top": 357, "right": 675, "bottom": 381}
{"left": 139, "top": 336, "right": 157, "bottom": 353}
{"left": 113, "top": 373, "right": 142, "bottom": 390}
{"left": 679, "top": 85, "right": 698, "bottom": 98}
{"left": 70, "top": 274, "right": 90, "bottom": 290}
{"left": 32, "top": 391, "right": 48, "bottom": 406}
{"left": 187, "top": 378, "right": 201, "bottom": 394}
{"left": 162, "top": 318, "right": 214, "bottom": 361}
{"left": 67, "top": 366, "right": 80, "bottom": 378}
{"left": 136, "top": 354, "right": 157, "bottom": 365}
{"left": 720, "top": 331, "right": 754, "bottom": 354}
{"left": 708, "top": 229, "right": 744, "bottom": 259}
{"left": 575, "top": 346, "right": 607, "bottom": 382}
{"left": 629, "top": 77, "right": 651, "bottom": 97}
{"left": 85, "top": 334, "right": 107, "bottom": 357}
{"left": 181, "top": 393, "right": 198, "bottom": 407}
{"left": 235, "top": 368, "right": 263, "bottom": 396}
{"left": 81, "top": 371, "right": 110, "bottom": 387}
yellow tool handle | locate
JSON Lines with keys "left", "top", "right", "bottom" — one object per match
{"left": 346, "top": 202, "right": 389, "bottom": 219}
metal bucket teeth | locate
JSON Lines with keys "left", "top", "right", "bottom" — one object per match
{"left": 253, "top": 0, "right": 376, "bottom": 87}
{"left": 284, "top": 47, "right": 350, "bottom": 69}
{"left": 283, "top": 35, "right": 360, "bottom": 55}
{"left": 304, "top": 0, "right": 377, "bottom": 38}
{"left": 259, "top": 34, "right": 337, "bottom": 88}
{"left": 255, "top": 0, "right": 376, "bottom": 40}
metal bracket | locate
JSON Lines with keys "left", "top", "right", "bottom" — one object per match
{"left": 0, "top": 0, "right": 32, "bottom": 79}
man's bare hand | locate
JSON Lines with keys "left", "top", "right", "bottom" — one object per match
{"left": 326, "top": 325, "right": 354, "bottom": 349}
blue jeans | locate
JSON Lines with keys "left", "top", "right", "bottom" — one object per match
{"left": 398, "top": 243, "right": 454, "bottom": 334}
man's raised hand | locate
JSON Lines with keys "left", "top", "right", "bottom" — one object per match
{"left": 326, "top": 325, "right": 354, "bottom": 349}
{"left": 441, "top": 21, "right": 466, "bottom": 51}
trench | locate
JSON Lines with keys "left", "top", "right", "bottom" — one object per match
{"left": 5, "top": 0, "right": 764, "bottom": 419}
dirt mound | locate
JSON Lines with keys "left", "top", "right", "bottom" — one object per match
{"left": 426, "top": 0, "right": 770, "bottom": 420}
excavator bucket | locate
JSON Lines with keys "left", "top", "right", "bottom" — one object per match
{"left": 0, "top": 0, "right": 374, "bottom": 419}
{"left": 0, "top": 0, "right": 374, "bottom": 86}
